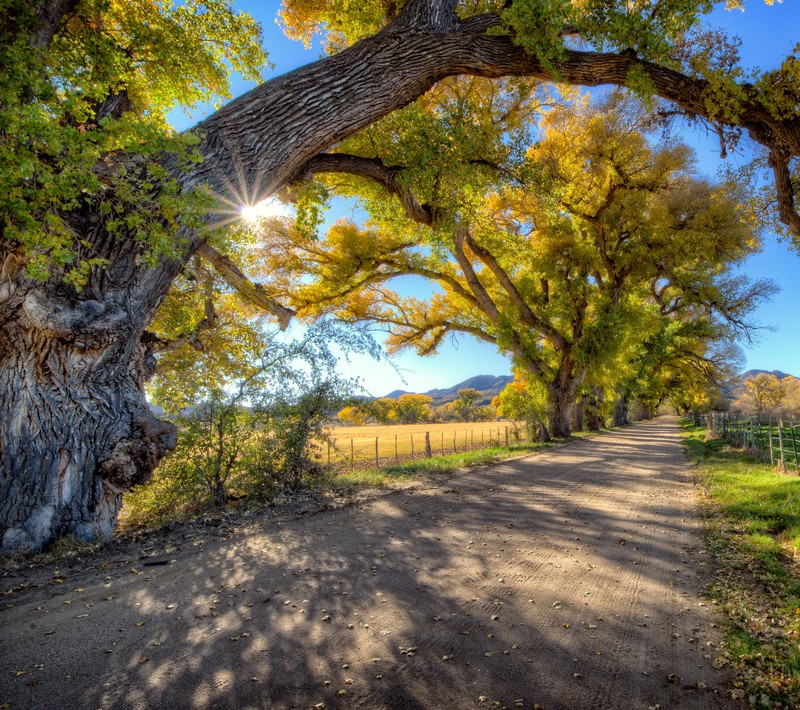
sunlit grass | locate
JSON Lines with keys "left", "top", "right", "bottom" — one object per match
{"left": 683, "top": 422, "right": 800, "bottom": 550}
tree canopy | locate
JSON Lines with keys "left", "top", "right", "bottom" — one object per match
{"left": 260, "top": 93, "right": 771, "bottom": 436}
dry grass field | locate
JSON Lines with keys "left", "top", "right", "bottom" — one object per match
{"left": 322, "top": 420, "right": 527, "bottom": 468}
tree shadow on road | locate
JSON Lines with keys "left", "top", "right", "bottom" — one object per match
{"left": 2, "top": 420, "right": 739, "bottom": 710}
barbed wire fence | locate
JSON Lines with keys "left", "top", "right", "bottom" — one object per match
{"left": 324, "top": 423, "right": 533, "bottom": 472}
{"left": 703, "top": 411, "right": 800, "bottom": 473}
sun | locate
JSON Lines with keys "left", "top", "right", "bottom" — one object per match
{"left": 240, "top": 197, "right": 291, "bottom": 223}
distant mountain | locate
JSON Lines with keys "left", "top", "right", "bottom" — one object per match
{"left": 383, "top": 374, "right": 514, "bottom": 407}
{"left": 740, "top": 369, "right": 794, "bottom": 381}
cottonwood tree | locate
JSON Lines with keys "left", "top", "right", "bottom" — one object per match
{"left": 492, "top": 375, "right": 550, "bottom": 441}
{"left": 393, "top": 393, "right": 434, "bottom": 423}
{"left": 733, "top": 372, "right": 786, "bottom": 413}
{"left": 2, "top": 0, "right": 798, "bottom": 551}
{"left": 452, "top": 388, "right": 482, "bottom": 422}
{"left": 337, "top": 405, "right": 369, "bottom": 426}
{"left": 780, "top": 376, "right": 800, "bottom": 413}
{"left": 265, "top": 95, "right": 768, "bottom": 437}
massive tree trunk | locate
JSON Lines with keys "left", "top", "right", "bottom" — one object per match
{"left": 571, "top": 395, "right": 587, "bottom": 433}
{"left": 4, "top": 0, "right": 800, "bottom": 552}
{"left": 584, "top": 388, "right": 604, "bottom": 431}
{"left": 546, "top": 383, "right": 574, "bottom": 439}
{"left": 0, "top": 249, "right": 177, "bottom": 552}
{"left": 613, "top": 392, "right": 630, "bottom": 427}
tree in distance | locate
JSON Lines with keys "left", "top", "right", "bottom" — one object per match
{"left": 451, "top": 388, "right": 483, "bottom": 422}
{"left": 732, "top": 372, "right": 786, "bottom": 414}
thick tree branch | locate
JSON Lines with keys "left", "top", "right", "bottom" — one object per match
{"left": 195, "top": 243, "right": 294, "bottom": 329}
{"left": 770, "top": 150, "right": 800, "bottom": 237}
{"left": 32, "top": 0, "right": 79, "bottom": 48}
{"left": 461, "top": 231, "right": 568, "bottom": 350}
{"left": 394, "top": 0, "right": 460, "bottom": 32}
{"left": 451, "top": 226, "right": 501, "bottom": 323}
{"left": 168, "top": 4, "right": 800, "bottom": 267}
{"left": 293, "top": 153, "right": 436, "bottom": 226}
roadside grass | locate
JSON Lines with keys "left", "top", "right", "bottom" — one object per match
{"left": 116, "top": 425, "right": 602, "bottom": 537}
{"left": 328, "top": 441, "right": 556, "bottom": 491}
{"left": 681, "top": 419, "right": 800, "bottom": 708}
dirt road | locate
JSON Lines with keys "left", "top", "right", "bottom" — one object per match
{"left": 1, "top": 418, "right": 740, "bottom": 709}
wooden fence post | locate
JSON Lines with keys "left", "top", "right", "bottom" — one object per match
{"left": 505, "top": 426, "right": 509, "bottom": 447}
{"left": 790, "top": 422, "right": 799, "bottom": 473}
{"left": 769, "top": 417, "right": 775, "bottom": 466}
{"left": 778, "top": 418, "right": 786, "bottom": 472}
{"left": 441, "top": 431, "right": 444, "bottom": 456}
{"left": 453, "top": 432, "right": 457, "bottom": 453}
{"left": 425, "top": 431, "right": 432, "bottom": 458}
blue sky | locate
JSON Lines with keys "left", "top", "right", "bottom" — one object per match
{"left": 172, "top": 1, "right": 800, "bottom": 395}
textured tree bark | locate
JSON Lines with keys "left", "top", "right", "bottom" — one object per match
{"left": 0, "top": 252, "right": 176, "bottom": 552}
{"left": 546, "top": 383, "right": 574, "bottom": 439}
{"left": 613, "top": 392, "right": 630, "bottom": 427}
{"left": 584, "top": 389, "right": 604, "bottom": 431}
{"left": 571, "top": 395, "right": 586, "bottom": 433}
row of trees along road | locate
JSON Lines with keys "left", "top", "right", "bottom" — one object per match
{"left": 260, "top": 92, "right": 771, "bottom": 438}
{"left": 2, "top": 0, "right": 798, "bottom": 552}
{"left": 337, "top": 388, "right": 494, "bottom": 425}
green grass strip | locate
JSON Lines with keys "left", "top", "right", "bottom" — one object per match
{"left": 681, "top": 419, "right": 800, "bottom": 707}
{"left": 329, "top": 441, "right": 554, "bottom": 490}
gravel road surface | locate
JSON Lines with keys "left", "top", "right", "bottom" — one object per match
{"left": 0, "top": 417, "right": 741, "bottom": 709}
